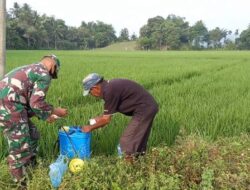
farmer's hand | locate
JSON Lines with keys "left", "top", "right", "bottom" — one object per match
{"left": 53, "top": 107, "right": 68, "bottom": 117}
{"left": 82, "top": 125, "right": 92, "bottom": 133}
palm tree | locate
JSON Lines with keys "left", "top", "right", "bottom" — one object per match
{"left": 43, "top": 17, "right": 66, "bottom": 49}
{"left": 0, "top": 0, "right": 6, "bottom": 77}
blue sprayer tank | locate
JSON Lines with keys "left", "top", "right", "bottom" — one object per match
{"left": 59, "top": 126, "right": 91, "bottom": 159}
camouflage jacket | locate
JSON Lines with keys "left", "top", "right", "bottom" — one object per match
{"left": 0, "top": 63, "right": 53, "bottom": 121}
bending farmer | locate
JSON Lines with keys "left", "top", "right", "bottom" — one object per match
{"left": 0, "top": 55, "right": 68, "bottom": 183}
{"left": 81, "top": 73, "right": 158, "bottom": 161}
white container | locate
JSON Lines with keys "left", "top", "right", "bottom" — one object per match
{"left": 117, "top": 144, "right": 122, "bottom": 158}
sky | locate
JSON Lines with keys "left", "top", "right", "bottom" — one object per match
{"left": 6, "top": 0, "right": 250, "bottom": 36}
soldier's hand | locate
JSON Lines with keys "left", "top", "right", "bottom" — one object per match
{"left": 47, "top": 115, "right": 57, "bottom": 123}
{"left": 81, "top": 125, "right": 92, "bottom": 133}
{"left": 53, "top": 107, "right": 68, "bottom": 117}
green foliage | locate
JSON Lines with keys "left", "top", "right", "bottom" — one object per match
{"left": 0, "top": 51, "right": 250, "bottom": 189}
{"left": 223, "top": 40, "right": 237, "bottom": 50}
{"left": 7, "top": 3, "right": 117, "bottom": 50}
{"left": 1, "top": 50, "right": 250, "bottom": 159}
{"left": 200, "top": 168, "right": 214, "bottom": 190}
{"left": 7, "top": 3, "right": 250, "bottom": 51}
{"left": 137, "top": 15, "right": 248, "bottom": 50}
{"left": 1, "top": 134, "right": 249, "bottom": 190}
{"left": 118, "top": 28, "right": 130, "bottom": 42}
{"left": 238, "top": 26, "right": 250, "bottom": 50}
{"left": 189, "top": 20, "right": 208, "bottom": 50}
{"left": 138, "top": 15, "right": 189, "bottom": 50}
{"left": 208, "top": 27, "right": 227, "bottom": 48}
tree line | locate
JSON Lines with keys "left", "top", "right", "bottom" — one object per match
{"left": 138, "top": 15, "right": 250, "bottom": 50}
{"left": 6, "top": 3, "right": 250, "bottom": 50}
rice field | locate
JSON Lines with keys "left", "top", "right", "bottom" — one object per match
{"left": 1, "top": 50, "right": 250, "bottom": 160}
{"left": 0, "top": 50, "right": 250, "bottom": 189}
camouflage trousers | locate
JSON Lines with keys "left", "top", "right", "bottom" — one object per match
{"left": 0, "top": 83, "right": 41, "bottom": 181}
{"left": 1, "top": 119, "right": 40, "bottom": 181}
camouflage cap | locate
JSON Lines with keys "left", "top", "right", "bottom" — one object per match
{"left": 42, "top": 54, "right": 61, "bottom": 79}
{"left": 50, "top": 54, "right": 60, "bottom": 69}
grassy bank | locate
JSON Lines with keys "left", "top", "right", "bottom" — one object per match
{"left": 0, "top": 133, "right": 249, "bottom": 190}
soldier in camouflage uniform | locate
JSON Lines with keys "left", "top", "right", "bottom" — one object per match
{"left": 0, "top": 55, "right": 68, "bottom": 183}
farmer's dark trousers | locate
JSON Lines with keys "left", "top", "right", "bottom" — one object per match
{"left": 120, "top": 104, "right": 158, "bottom": 155}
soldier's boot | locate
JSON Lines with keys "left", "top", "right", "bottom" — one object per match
{"left": 11, "top": 167, "right": 26, "bottom": 182}
{"left": 11, "top": 167, "right": 27, "bottom": 189}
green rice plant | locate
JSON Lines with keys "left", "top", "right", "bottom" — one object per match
{"left": 1, "top": 50, "right": 250, "bottom": 160}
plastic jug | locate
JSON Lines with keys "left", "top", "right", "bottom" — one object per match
{"left": 49, "top": 155, "right": 68, "bottom": 188}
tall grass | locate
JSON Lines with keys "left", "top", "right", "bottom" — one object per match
{"left": 1, "top": 50, "right": 250, "bottom": 160}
